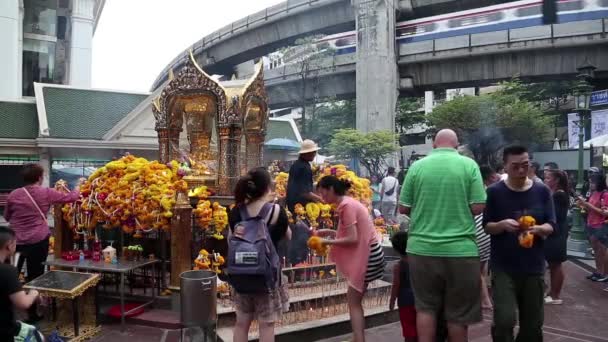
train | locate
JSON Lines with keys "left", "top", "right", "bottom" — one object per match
{"left": 266, "top": 0, "right": 608, "bottom": 69}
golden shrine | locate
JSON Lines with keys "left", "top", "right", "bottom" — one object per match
{"left": 152, "top": 52, "right": 269, "bottom": 287}
{"left": 152, "top": 51, "right": 268, "bottom": 197}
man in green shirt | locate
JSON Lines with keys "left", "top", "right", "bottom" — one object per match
{"left": 399, "top": 129, "right": 486, "bottom": 342}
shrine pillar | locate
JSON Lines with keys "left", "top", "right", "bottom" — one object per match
{"left": 157, "top": 128, "right": 170, "bottom": 164}
{"left": 245, "top": 132, "right": 265, "bottom": 171}
{"left": 217, "top": 127, "right": 231, "bottom": 195}
{"left": 169, "top": 205, "right": 193, "bottom": 288}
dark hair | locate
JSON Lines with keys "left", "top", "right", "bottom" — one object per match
{"left": 0, "top": 227, "right": 16, "bottom": 249}
{"left": 318, "top": 176, "right": 351, "bottom": 196}
{"left": 21, "top": 163, "right": 44, "bottom": 185}
{"left": 234, "top": 167, "right": 272, "bottom": 205}
{"left": 502, "top": 145, "right": 528, "bottom": 163}
{"left": 530, "top": 162, "right": 540, "bottom": 171}
{"left": 545, "top": 169, "right": 569, "bottom": 192}
{"left": 544, "top": 162, "right": 559, "bottom": 170}
{"left": 495, "top": 163, "right": 504, "bottom": 173}
{"left": 391, "top": 231, "right": 408, "bottom": 256}
{"left": 479, "top": 165, "right": 496, "bottom": 183}
{"left": 589, "top": 174, "right": 607, "bottom": 192}
{"left": 387, "top": 167, "right": 396, "bottom": 175}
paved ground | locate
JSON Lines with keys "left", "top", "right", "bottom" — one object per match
{"left": 89, "top": 260, "right": 608, "bottom": 342}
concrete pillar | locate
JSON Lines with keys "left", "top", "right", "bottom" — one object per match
{"left": 353, "top": 0, "right": 398, "bottom": 133}
{"left": 39, "top": 148, "right": 51, "bottom": 187}
{"left": 69, "top": 0, "right": 95, "bottom": 87}
{"left": 424, "top": 91, "right": 434, "bottom": 114}
{"left": 0, "top": 0, "right": 20, "bottom": 99}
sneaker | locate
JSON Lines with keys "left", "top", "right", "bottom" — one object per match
{"left": 587, "top": 272, "right": 600, "bottom": 280}
{"left": 544, "top": 296, "right": 563, "bottom": 305}
{"left": 592, "top": 274, "right": 608, "bottom": 282}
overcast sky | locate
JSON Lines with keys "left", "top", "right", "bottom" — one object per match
{"left": 92, "top": 0, "right": 284, "bottom": 93}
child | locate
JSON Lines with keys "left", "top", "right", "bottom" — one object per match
{"left": 389, "top": 231, "right": 417, "bottom": 342}
{"left": 390, "top": 232, "right": 448, "bottom": 342}
{"left": 0, "top": 227, "right": 42, "bottom": 342}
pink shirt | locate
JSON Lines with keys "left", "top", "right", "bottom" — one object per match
{"left": 4, "top": 185, "right": 79, "bottom": 245}
{"left": 587, "top": 191, "right": 608, "bottom": 229}
{"left": 329, "top": 196, "right": 378, "bottom": 293}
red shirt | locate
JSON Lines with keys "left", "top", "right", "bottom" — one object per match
{"left": 4, "top": 185, "right": 79, "bottom": 245}
{"left": 587, "top": 191, "right": 608, "bottom": 229}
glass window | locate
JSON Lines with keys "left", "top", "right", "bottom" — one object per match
{"left": 515, "top": 5, "right": 542, "bottom": 17}
{"left": 397, "top": 23, "right": 437, "bottom": 37}
{"left": 448, "top": 12, "right": 504, "bottom": 28}
{"left": 22, "top": 39, "right": 57, "bottom": 96}
{"left": 558, "top": 0, "right": 584, "bottom": 12}
{"left": 23, "top": 0, "right": 58, "bottom": 37}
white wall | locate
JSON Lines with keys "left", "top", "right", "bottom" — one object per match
{"left": 0, "top": 0, "right": 20, "bottom": 99}
{"left": 69, "top": 0, "right": 95, "bottom": 87}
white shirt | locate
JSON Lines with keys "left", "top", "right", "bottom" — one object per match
{"left": 380, "top": 176, "right": 399, "bottom": 203}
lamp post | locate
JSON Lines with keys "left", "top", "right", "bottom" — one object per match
{"left": 568, "top": 62, "right": 595, "bottom": 257}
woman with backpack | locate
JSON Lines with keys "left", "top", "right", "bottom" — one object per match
{"left": 316, "top": 176, "right": 386, "bottom": 342}
{"left": 228, "top": 168, "right": 289, "bottom": 342}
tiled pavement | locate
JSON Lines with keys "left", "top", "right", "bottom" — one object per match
{"left": 90, "top": 260, "right": 608, "bottom": 342}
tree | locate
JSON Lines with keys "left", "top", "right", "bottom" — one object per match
{"left": 328, "top": 129, "right": 398, "bottom": 179}
{"left": 395, "top": 97, "right": 426, "bottom": 134}
{"left": 274, "top": 35, "right": 335, "bottom": 136}
{"left": 426, "top": 92, "right": 551, "bottom": 167}
{"left": 498, "top": 78, "right": 575, "bottom": 137}
{"left": 308, "top": 99, "right": 356, "bottom": 150}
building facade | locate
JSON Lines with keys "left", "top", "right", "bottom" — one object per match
{"left": 0, "top": 0, "right": 104, "bottom": 99}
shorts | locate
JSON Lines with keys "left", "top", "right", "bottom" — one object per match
{"left": 586, "top": 225, "right": 608, "bottom": 246}
{"left": 399, "top": 306, "right": 417, "bottom": 338}
{"left": 232, "top": 275, "right": 289, "bottom": 322}
{"left": 408, "top": 255, "right": 481, "bottom": 325}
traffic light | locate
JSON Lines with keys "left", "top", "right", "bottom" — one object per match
{"left": 543, "top": 0, "right": 558, "bottom": 25}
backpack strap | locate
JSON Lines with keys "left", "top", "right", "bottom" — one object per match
{"left": 239, "top": 203, "right": 274, "bottom": 221}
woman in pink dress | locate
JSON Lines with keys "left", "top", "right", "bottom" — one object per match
{"left": 317, "top": 176, "right": 385, "bottom": 342}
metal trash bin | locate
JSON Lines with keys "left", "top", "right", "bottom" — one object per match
{"left": 180, "top": 270, "right": 217, "bottom": 342}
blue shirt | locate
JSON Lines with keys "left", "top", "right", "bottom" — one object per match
{"left": 483, "top": 181, "right": 556, "bottom": 275}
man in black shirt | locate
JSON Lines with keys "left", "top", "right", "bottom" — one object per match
{"left": 484, "top": 146, "right": 555, "bottom": 342}
{"left": 0, "top": 227, "right": 40, "bottom": 342}
{"left": 286, "top": 140, "right": 324, "bottom": 265}
{"left": 286, "top": 139, "right": 324, "bottom": 212}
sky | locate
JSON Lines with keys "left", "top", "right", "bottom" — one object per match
{"left": 92, "top": 0, "right": 284, "bottom": 93}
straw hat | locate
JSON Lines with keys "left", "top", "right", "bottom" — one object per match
{"left": 299, "top": 139, "right": 320, "bottom": 154}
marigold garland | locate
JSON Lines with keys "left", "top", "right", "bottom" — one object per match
{"left": 62, "top": 155, "right": 188, "bottom": 235}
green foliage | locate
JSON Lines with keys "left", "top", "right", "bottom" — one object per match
{"left": 278, "top": 35, "right": 336, "bottom": 136}
{"left": 307, "top": 99, "right": 356, "bottom": 150}
{"left": 396, "top": 97, "right": 426, "bottom": 133}
{"left": 328, "top": 129, "right": 398, "bottom": 179}
{"left": 427, "top": 92, "right": 551, "bottom": 166}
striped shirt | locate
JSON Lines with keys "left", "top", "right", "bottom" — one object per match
{"left": 475, "top": 214, "right": 491, "bottom": 262}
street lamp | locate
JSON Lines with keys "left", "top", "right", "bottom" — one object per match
{"left": 568, "top": 62, "right": 595, "bottom": 257}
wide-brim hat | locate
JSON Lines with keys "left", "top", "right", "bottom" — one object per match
{"left": 299, "top": 139, "right": 320, "bottom": 154}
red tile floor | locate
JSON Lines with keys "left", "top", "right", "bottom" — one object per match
{"left": 90, "top": 260, "right": 608, "bottom": 342}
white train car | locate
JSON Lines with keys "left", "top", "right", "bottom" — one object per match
{"left": 266, "top": 0, "right": 607, "bottom": 69}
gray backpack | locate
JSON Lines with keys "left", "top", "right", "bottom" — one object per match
{"left": 227, "top": 203, "right": 280, "bottom": 294}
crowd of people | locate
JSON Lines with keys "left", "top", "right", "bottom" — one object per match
{"left": 2, "top": 132, "right": 607, "bottom": 342}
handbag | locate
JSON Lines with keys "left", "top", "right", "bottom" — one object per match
{"left": 22, "top": 188, "right": 47, "bottom": 223}
{"left": 384, "top": 179, "right": 397, "bottom": 197}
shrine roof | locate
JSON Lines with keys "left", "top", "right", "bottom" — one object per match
{"left": 0, "top": 100, "right": 39, "bottom": 139}
{"left": 34, "top": 84, "right": 148, "bottom": 139}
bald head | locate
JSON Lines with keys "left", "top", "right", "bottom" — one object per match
{"left": 434, "top": 129, "right": 459, "bottom": 149}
